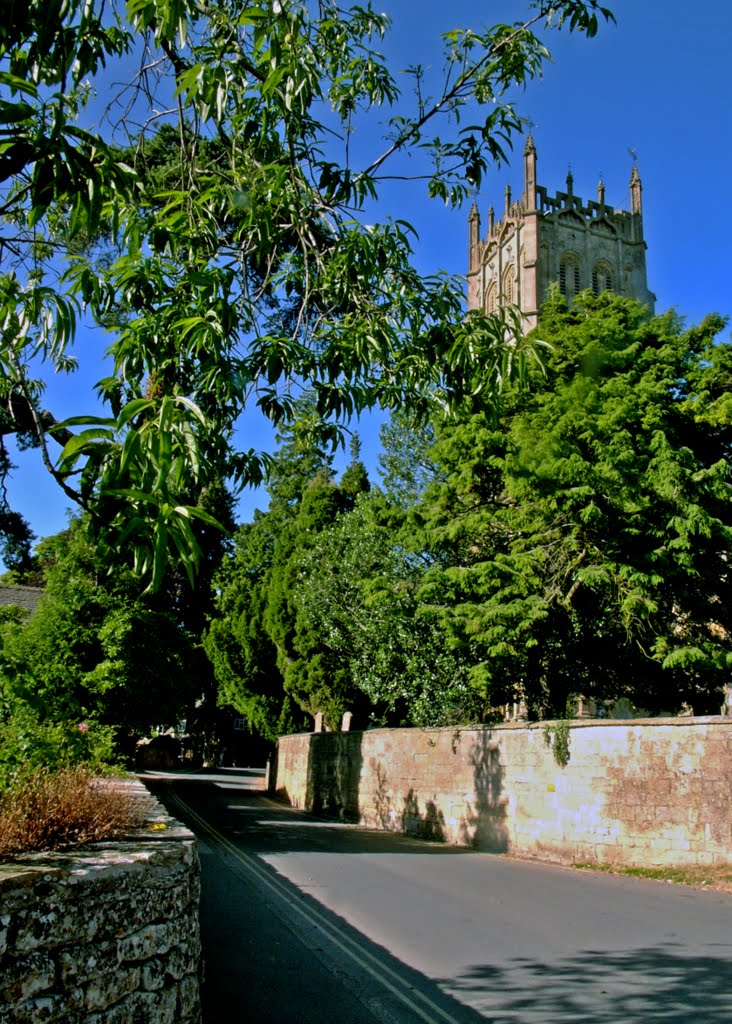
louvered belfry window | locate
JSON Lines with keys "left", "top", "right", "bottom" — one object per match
{"left": 559, "top": 254, "right": 581, "bottom": 299}
{"left": 592, "top": 261, "right": 614, "bottom": 295}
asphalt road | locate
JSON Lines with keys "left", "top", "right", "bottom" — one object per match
{"left": 144, "top": 768, "right": 732, "bottom": 1023}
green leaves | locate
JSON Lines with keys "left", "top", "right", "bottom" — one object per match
{"left": 205, "top": 412, "right": 478, "bottom": 732}
{"left": 0, "top": 273, "right": 78, "bottom": 367}
{"left": 0, "top": 521, "right": 197, "bottom": 748}
{"left": 55, "top": 396, "right": 221, "bottom": 592}
{"left": 541, "top": 0, "right": 616, "bottom": 36}
{"left": 199, "top": 293, "right": 730, "bottom": 731}
{"left": 417, "top": 295, "right": 732, "bottom": 717}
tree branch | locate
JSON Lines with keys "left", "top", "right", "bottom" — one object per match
{"left": 2, "top": 390, "right": 89, "bottom": 512}
{"left": 358, "top": 10, "right": 548, "bottom": 180}
{"left": 1, "top": 393, "right": 74, "bottom": 448}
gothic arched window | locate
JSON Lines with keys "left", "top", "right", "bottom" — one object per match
{"left": 559, "top": 253, "right": 581, "bottom": 300}
{"left": 485, "top": 282, "right": 497, "bottom": 314}
{"left": 592, "top": 261, "right": 614, "bottom": 295}
{"left": 502, "top": 266, "right": 514, "bottom": 305}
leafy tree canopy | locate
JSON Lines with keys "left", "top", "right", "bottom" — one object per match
{"left": 206, "top": 401, "right": 482, "bottom": 732}
{"left": 0, "top": 521, "right": 197, "bottom": 749}
{"left": 205, "top": 404, "right": 364, "bottom": 736}
{"left": 416, "top": 292, "right": 732, "bottom": 718}
{"left": 0, "top": 0, "right": 614, "bottom": 588}
{"left": 291, "top": 488, "right": 482, "bottom": 727}
{"left": 205, "top": 295, "right": 731, "bottom": 733}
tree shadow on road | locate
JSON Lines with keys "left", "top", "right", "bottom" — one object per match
{"left": 439, "top": 943, "right": 732, "bottom": 1023}
{"left": 153, "top": 774, "right": 473, "bottom": 857}
{"left": 146, "top": 775, "right": 732, "bottom": 1024}
{"left": 148, "top": 778, "right": 487, "bottom": 1024}
{"left": 196, "top": 841, "right": 489, "bottom": 1024}
{"left": 146, "top": 776, "right": 489, "bottom": 1021}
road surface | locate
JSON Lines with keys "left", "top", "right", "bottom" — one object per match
{"left": 144, "top": 768, "right": 732, "bottom": 1023}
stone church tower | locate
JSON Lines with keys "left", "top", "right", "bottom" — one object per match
{"left": 467, "top": 136, "right": 655, "bottom": 328}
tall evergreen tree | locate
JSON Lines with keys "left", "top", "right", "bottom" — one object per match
{"left": 264, "top": 474, "right": 361, "bottom": 728}
{"left": 417, "top": 293, "right": 732, "bottom": 718}
{"left": 205, "top": 400, "right": 353, "bottom": 735}
{"left": 204, "top": 511, "right": 290, "bottom": 742}
{"left": 339, "top": 434, "right": 371, "bottom": 504}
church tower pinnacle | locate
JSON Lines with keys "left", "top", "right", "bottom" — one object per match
{"left": 629, "top": 164, "right": 642, "bottom": 216}
{"left": 468, "top": 200, "right": 481, "bottom": 276}
{"left": 523, "top": 134, "right": 537, "bottom": 212}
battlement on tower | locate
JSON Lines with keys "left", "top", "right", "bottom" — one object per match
{"left": 536, "top": 186, "right": 633, "bottom": 230}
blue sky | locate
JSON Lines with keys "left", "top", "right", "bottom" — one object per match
{"left": 5, "top": 0, "right": 731, "bottom": 553}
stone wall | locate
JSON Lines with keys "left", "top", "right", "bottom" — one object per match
{"left": 0, "top": 779, "right": 201, "bottom": 1024}
{"left": 273, "top": 718, "right": 732, "bottom": 869}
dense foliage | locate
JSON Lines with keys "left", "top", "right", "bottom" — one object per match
{"left": 0, "top": 525, "right": 193, "bottom": 776}
{"left": 204, "top": 409, "right": 364, "bottom": 735}
{"left": 3, "top": 293, "right": 729, "bottom": 763}
{"left": 417, "top": 293, "right": 732, "bottom": 718}
{"left": 0, "top": 482, "right": 234, "bottom": 779}
{"left": 291, "top": 491, "right": 482, "bottom": 727}
{"left": 205, "top": 295, "right": 731, "bottom": 733}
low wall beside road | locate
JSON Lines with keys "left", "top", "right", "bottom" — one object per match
{"left": 273, "top": 719, "right": 732, "bottom": 869}
{"left": 0, "top": 779, "right": 201, "bottom": 1024}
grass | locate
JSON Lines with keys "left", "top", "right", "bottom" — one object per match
{"left": 574, "top": 860, "right": 732, "bottom": 893}
{"left": 0, "top": 766, "right": 148, "bottom": 857}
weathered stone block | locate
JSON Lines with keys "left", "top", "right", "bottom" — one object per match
{"left": 58, "top": 940, "right": 121, "bottom": 985}
{"left": 117, "top": 922, "right": 177, "bottom": 963}
{"left": 0, "top": 950, "right": 56, "bottom": 1004}
{"left": 87, "top": 986, "right": 177, "bottom": 1024}
{"left": 177, "top": 973, "right": 201, "bottom": 1018}
{"left": 164, "top": 942, "right": 198, "bottom": 982}
{"left": 1, "top": 992, "right": 84, "bottom": 1024}
{"left": 0, "top": 914, "right": 9, "bottom": 957}
{"left": 85, "top": 966, "right": 141, "bottom": 1011}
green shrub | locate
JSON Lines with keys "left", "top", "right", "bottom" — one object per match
{"left": 0, "top": 654, "right": 117, "bottom": 794}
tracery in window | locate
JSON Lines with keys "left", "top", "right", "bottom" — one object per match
{"left": 502, "top": 266, "right": 514, "bottom": 304}
{"left": 592, "top": 261, "right": 614, "bottom": 295}
{"left": 485, "top": 282, "right": 497, "bottom": 314}
{"left": 559, "top": 253, "right": 581, "bottom": 299}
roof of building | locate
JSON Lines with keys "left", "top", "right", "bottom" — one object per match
{"left": 0, "top": 584, "right": 44, "bottom": 616}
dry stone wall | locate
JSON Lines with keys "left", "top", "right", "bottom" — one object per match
{"left": 273, "top": 719, "right": 732, "bottom": 869}
{"left": 0, "top": 779, "right": 201, "bottom": 1024}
